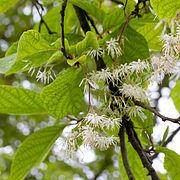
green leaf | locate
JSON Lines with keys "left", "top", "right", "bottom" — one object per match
{"left": 118, "top": 137, "right": 148, "bottom": 179}
{"left": 76, "top": 31, "right": 99, "bottom": 56}
{"left": 156, "top": 147, "right": 180, "bottom": 180}
{"left": 0, "top": 54, "right": 16, "bottom": 74}
{"left": 103, "top": 7, "right": 125, "bottom": 31}
{"left": 120, "top": 25, "right": 149, "bottom": 63}
{"left": 162, "top": 126, "right": 169, "bottom": 145}
{"left": 5, "top": 41, "right": 18, "bottom": 56}
{"left": 6, "top": 30, "right": 60, "bottom": 75}
{"left": 41, "top": 67, "right": 85, "bottom": 120}
{"left": 171, "top": 79, "right": 180, "bottom": 112}
{"left": 151, "top": 0, "right": 180, "bottom": 20}
{"left": 67, "top": 55, "right": 86, "bottom": 66}
{"left": 11, "top": 125, "right": 65, "bottom": 180}
{"left": 0, "top": 85, "right": 46, "bottom": 115}
{"left": 69, "top": 0, "right": 105, "bottom": 23}
{"left": 0, "top": 0, "right": 20, "bottom": 14}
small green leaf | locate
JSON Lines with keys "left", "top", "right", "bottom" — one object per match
{"left": 156, "top": 147, "right": 180, "bottom": 180}
{"left": 76, "top": 31, "right": 99, "bottom": 56}
{"left": 162, "top": 126, "right": 169, "bottom": 145}
{"left": 0, "top": 54, "right": 16, "bottom": 74}
{"left": 41, "top": 67, "right": 85, "bottom": 120}
{"left": 151, "top": 0, "right": 180, "bottom": 20}
{"left": 0, "top": 0, "right": 20, "bottom": 14}
{"left": 11, "top": 125, "right": 65, "bottom": 180}
{"left": 171, "top": 79, "right": 180, "bottom": 112}
{"left": 67, "top": 55, "right": 86, "bottom": 66}
{"left": 0, "top": 85, "right": 45, "bottom": 114}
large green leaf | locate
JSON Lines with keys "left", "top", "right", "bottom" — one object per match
{"left": 118, "top": 137, "right": 148, "bottom": 179}
{"left": 156, "top": 147, "right": 180, "bottom": 180}
{"left": 6, "top": 30, "right": 60, "bottom": 75}
{"left": 131, "top": 14, "right": 163, "bottom": 51}
{"left": 41, "top": 67, "right": 85, "bottom": 120}
{"left": 103, "top": 7, "right": 125, "bottom": 31}
{"left": 0, "top": 0, "right": 20, "bottom": 14}
{"left": 0, "top": 54, "right": 16, "bottom": 74}
{"left": 171, "top": 79, "right": 180, "bottom": 112}
{"left": 11, "top": 125, "right": 65, "bottom": 180}
{"left": 69, "top": 0, "right": 105, "bottom": 23}
{"left": 151, "top": 0, "right": 180, "bottom": 20}
{"left": 120, "top": 25, "right": 149, "bottom": 63}
{"left": 76, "top": 31, "right": 99, "bottom": 56}
{"left": 0, "top": 85, "right": 45, "bottom": 114}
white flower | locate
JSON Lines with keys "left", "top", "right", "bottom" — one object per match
{"left": 120, "top": 83, "right": 147, "bottom": 102}
{"left": 95, "top": 136, "right": 118, "bottom": 150}
{"left": 87, "top": 48, "right": 104, "bottom": 60}
{"left": 106, "top": 38, "right": 122, "bottom": 58}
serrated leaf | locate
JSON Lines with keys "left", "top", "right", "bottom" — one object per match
{"left": 0, "top": 54, "right": 16, "bottom": 74}
{"left": 103, "top": 7, "right": 125, "bottom": 31}
{"left": 11, "top": 125, "right": 65, "bottom": 180}
{"left": 0, "top": 85, "right": 45, "bottom": 114}
{"left": 171, "top": 79, "right": 180, "bottom": 112}
{"left": 69, "top": 0, "right": 105, "bottom": 23}
{"left": 0, "top": 0, "right": 20, "bottom": 14}
{"left": 118, "top": 137, "right": 148, "bottom": 179}
{"left": 76, "top": 31, "right": 99, "bottom": 56}
{"left": 6, "top": 30, "right": 60, "bottom": 75}
{"left": 67, "top": 55, "right": 86, "bottom": 66}
{"left": 151, "top": 0, "right": 180, "bottom": 20}
{"left": 120, "top": 25, "right": 149, "bottom": 63}
{"left": 41, "top": 67, "right": 85, "bottom": 120}
{"left": 156, "top": 147, "right": 180, "bottom": 180}
{"left": 162, "top": 126, "right": 169, "bottom": 145}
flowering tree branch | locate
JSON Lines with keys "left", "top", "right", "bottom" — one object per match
{"left": 125, "top": 120, "right": 160, "bottom": 180}
{"left": 119, "top": 120, "right": 135, "bottom": 180}
{"left": 134, "top": 100, "right": 180, "bottom": 124}
{"left": 32, "top": 0, "right": 56, "bottom": 34}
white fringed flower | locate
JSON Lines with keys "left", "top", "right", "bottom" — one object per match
{"left": 95, "top": 136, "right": 118, "bottom": 150}
{"left": 120, "top": 83, "right": 147, "bottom": 102}
{"left": 106, "top": 38, "right": 122, "bottom": 58}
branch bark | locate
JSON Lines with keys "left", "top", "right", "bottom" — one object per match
{"left": 125, "top": 120, "right": 160, "bottom": 180}
{"left": 134, "top": 100, "right": 180, "bottom": 124}
{"left": 119, "top": 121, "right": 135, "bottom": 180}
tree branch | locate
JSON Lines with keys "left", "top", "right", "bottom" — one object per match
{"left": 119, "top": 121, "right": 135, "bottom": 180}
{"left": 60, "top": 0, "right": 68, "bottom": 57}
{"left": 111, "top": 0, "right": 124, "bottom": 5}
{"left": 33, "top": 0, "right": 56, "bottom": 34}
{"left": 151, "top": 126, "right": 180, "bottom": 160}
{"left": 125, "top": 120, "right": 160, "bottom": 180}
{"left": 134, "top": 100, "right": 180, "bottom": 124}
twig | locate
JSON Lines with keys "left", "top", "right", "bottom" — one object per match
{"left": 151, "top": 126, "right": 180, "bottom": 160}
{"left": 125, "top": 120, "right": 160, "bottom": 180}
{"left": 119, "top": 121, "right": 135, "bottom": 180}
{"left": 134, "top": 100, "right": 180, "bottom": 124}
{"left": 111, "top": 0, "right": 124, "bottom": 5}
{"left": 33, "top": 0, "right": 56, "bottom": 34}
{"left": 60, "top": 0, "right": 68, "bottom": 57}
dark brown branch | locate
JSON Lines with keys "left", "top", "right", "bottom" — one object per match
{"left": 151, "top": 126, "right": 180, "bottom": 160}
{"left": 134, "top": 100, "right": 180, "bottom": 124}
{"left": 33, "top": 0, "right": 56, "bottom": 34}
{"left": 111, "top": 0, "right": 124, "bottom": 5}
{"left": 125, "top": 120, "right": 160, "bottom": 180}
{"left": 60, "top": 0, "right": 68, "bottom": 57}
{"left": 119, "top": 121, "right": 135, "bottom": 180}
{"left": 73, "top": 6, "right": 91, "bottom": 34}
